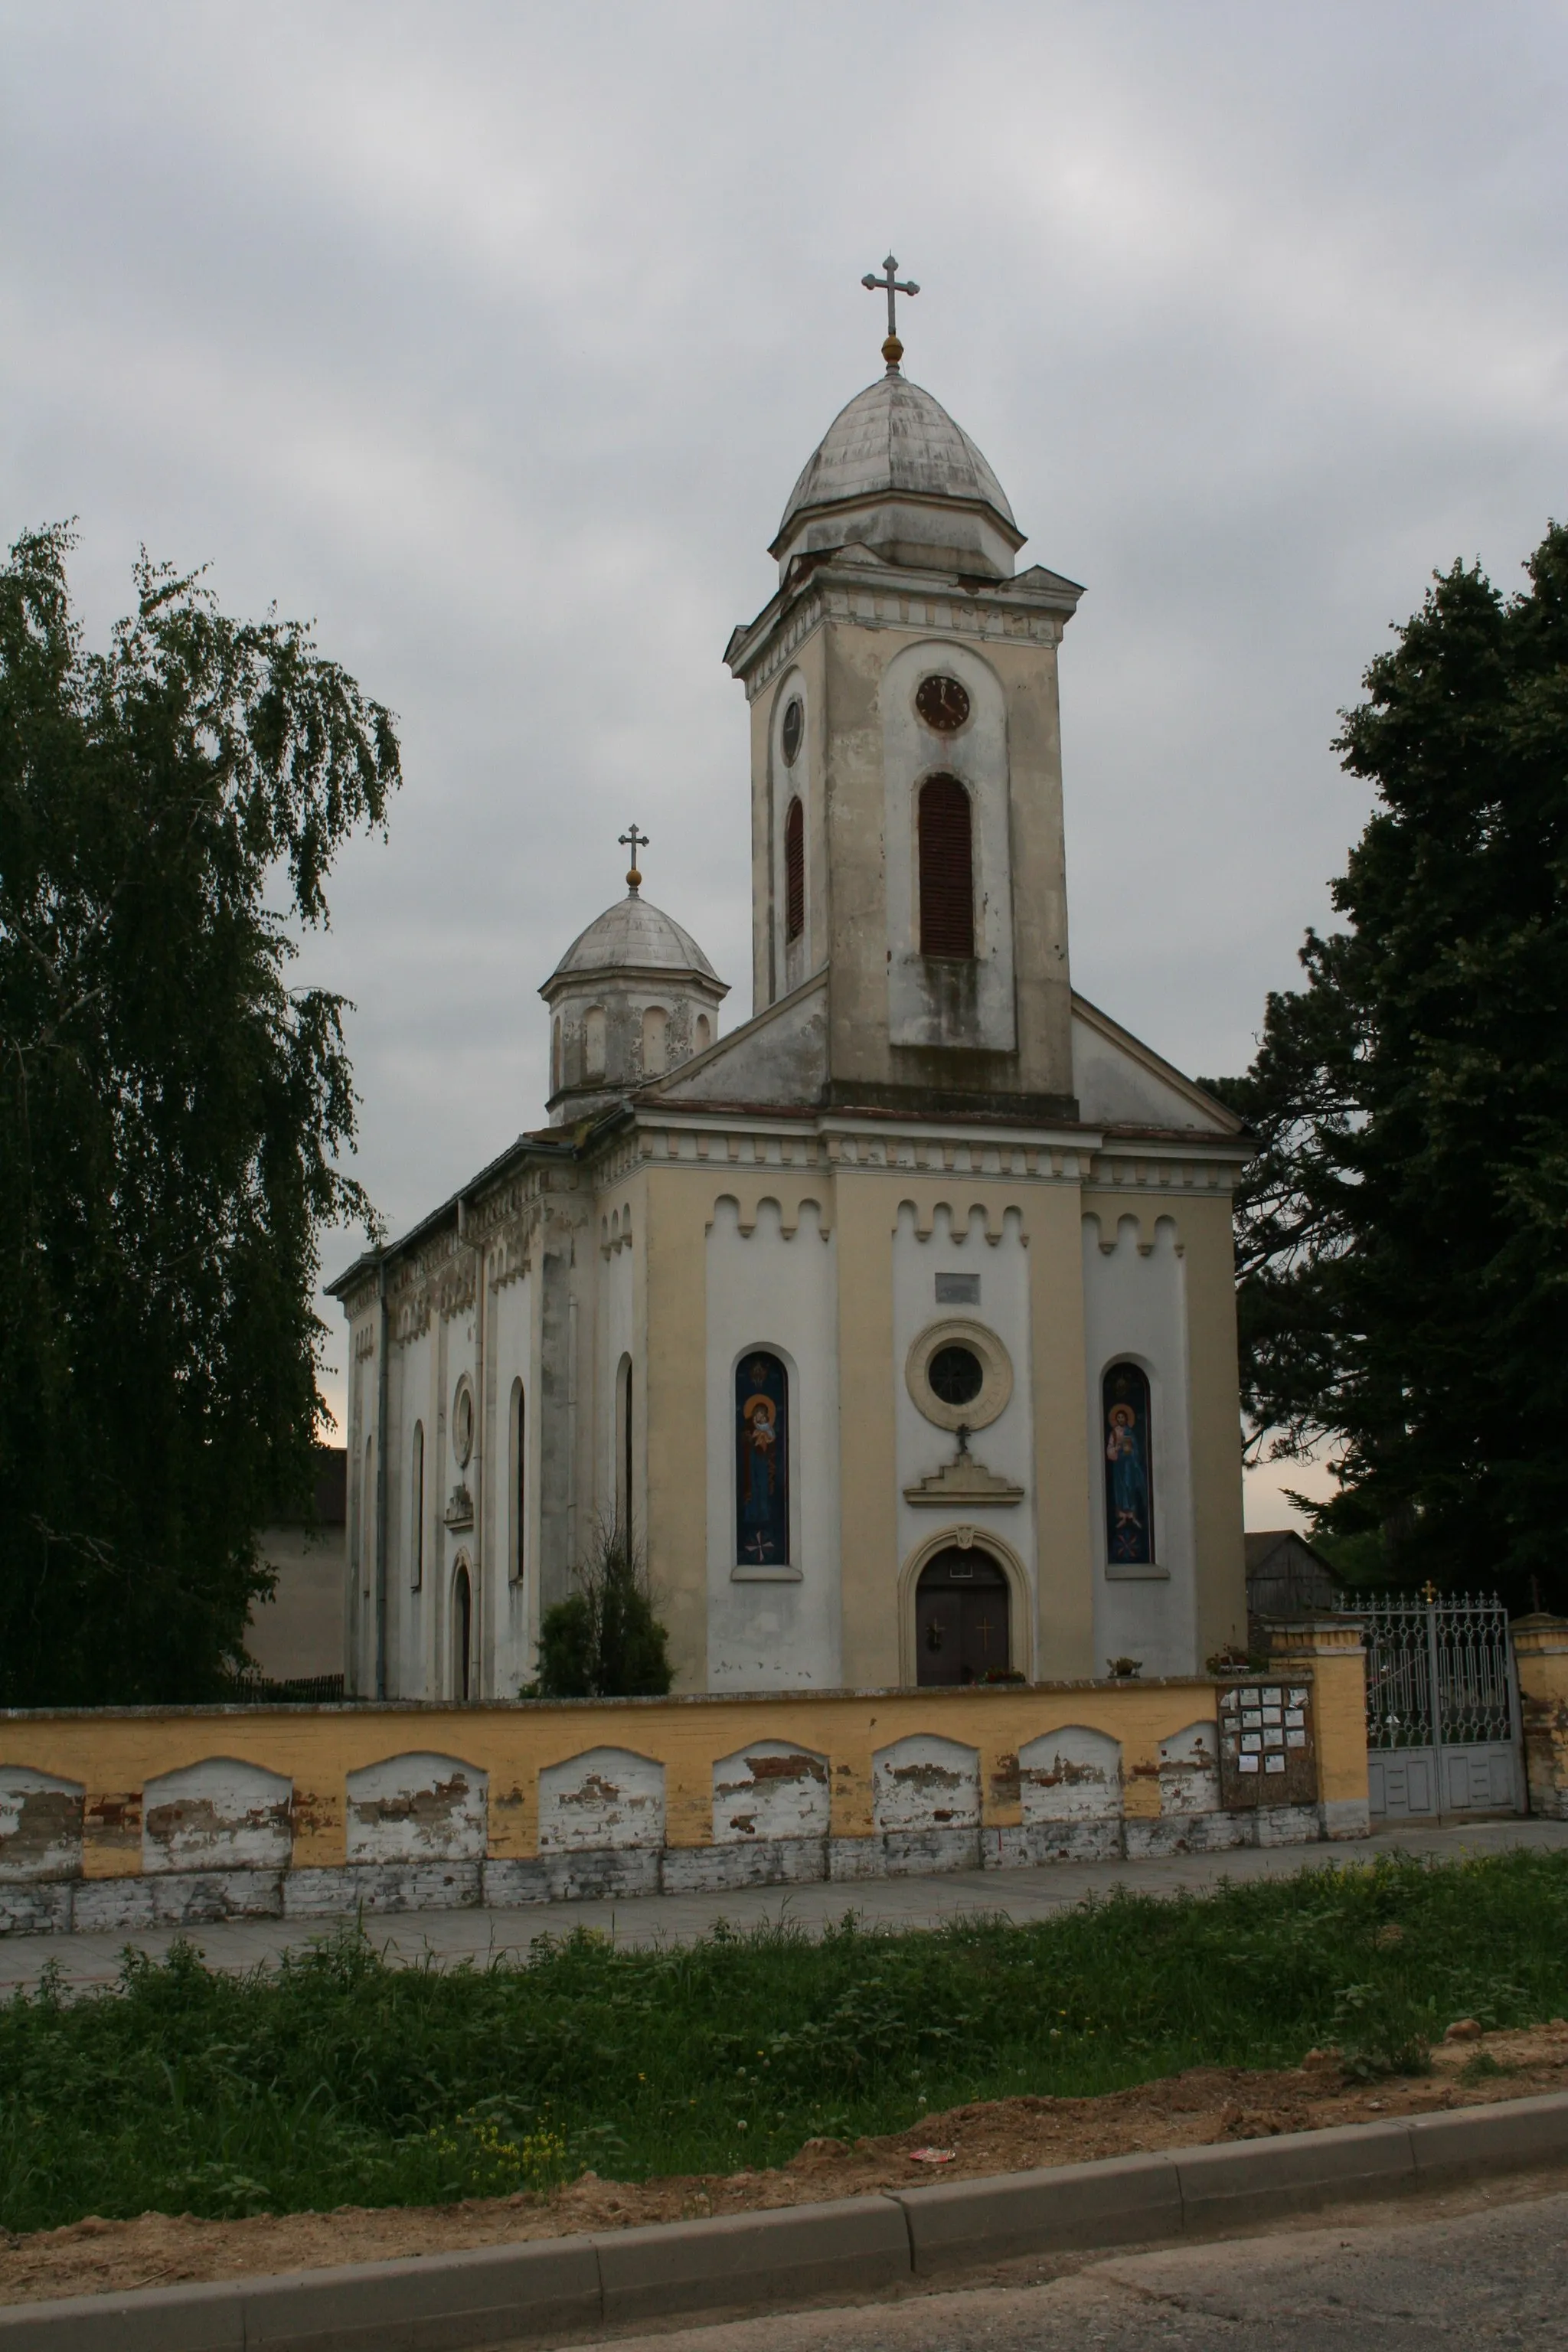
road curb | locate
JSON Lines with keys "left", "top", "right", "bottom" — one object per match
{"left": 3, "top": 2092, "right": 1566, "bottom": 2348}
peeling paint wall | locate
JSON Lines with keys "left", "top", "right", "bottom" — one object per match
{"left": 1019, "top": 1726, "right": 1122, "bottom": 1822}
{"left": 345, "top": 1752, "right": 488, "bottom": 1864}
{"left": 711, "top": 1740, "right": 829, "bottom": 1842}
{"left": 538, "top": 1746, "right": 665, "bottom": 1851}
{"left": 142, "top": 1758, "right": 292, "bottom": 1873}
{"left": 0, "top": 1766, "right": 84, "bottom": 1882}
{"left": 1158, "top": 1719, "right": 1222, "bottom": 1815}
{"left": 873, "top": 1734, "right": 980, "bottom": 1832}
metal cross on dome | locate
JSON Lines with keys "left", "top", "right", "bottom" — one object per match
{"left": 862, "top": 253, "right": 919, "bottom": 364}
{"left": 619, "top": 822, "right": 648, "bottom": 893}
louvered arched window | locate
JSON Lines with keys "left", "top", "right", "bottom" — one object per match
{"left": 784, "top": 797, "right": 805, "bottom": 942}
{"left": 918, "top": 775, "right": 975, "bottom": 959}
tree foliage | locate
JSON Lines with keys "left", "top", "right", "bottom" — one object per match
{"left": 531, "top": 1519, "right": 673, "bottom": 1700}
{"left": 1207, "top": 521, "right": 1568, "bottom": 1609}
{"left": 0, "top": 524, "right": 399, "bottom": 1702}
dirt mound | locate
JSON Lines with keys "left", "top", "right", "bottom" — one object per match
{"left": 5, "top": 2020, "right": 1566, "bottom": 2308}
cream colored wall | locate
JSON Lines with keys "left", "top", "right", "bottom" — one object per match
{"left": 640, "top": 1161, "right": 710, "bottom": 1691}
{"left": 1028, "top": 1177, "right": 1096, "bottom": 1678}
{"left": 833, "top": 1167, "right": 902, "bottom": 1686}
{"left": 1182, "top": 1190, "right": 1250, "bottom": 1663}
{"left": 247, "top": 1526, "right": 345, "bottom": 1681}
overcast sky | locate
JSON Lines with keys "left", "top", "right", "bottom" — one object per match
{"left": 5, "top": 2, "right": 1566, "bottom": 1524}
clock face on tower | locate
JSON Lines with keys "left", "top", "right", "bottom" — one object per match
{"left": 915, "top": 674, "right": 971, "bottom": 733}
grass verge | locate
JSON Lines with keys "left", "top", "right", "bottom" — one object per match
{"left": 3, "top": 1847, "right": 1566, "bottom": 2232}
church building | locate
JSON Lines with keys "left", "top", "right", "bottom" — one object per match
{"left": 329, "top": 276, "right": 1251, "bottom": 1702}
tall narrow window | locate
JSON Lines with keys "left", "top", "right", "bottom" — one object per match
{"left": 618, "top": 1354, "right": 634, "bottom": 1535}
{"left": 410, "top": 1421, "right": 424, "bottom": 1590}
{"left": 641, "top": 1005, "right": 667, "bottom": 1075}
{"left": 550, "top": 1017, "right": 562, "bottom": 1093}
{"left": 452, "top": 1562, "right": 472, "bottom": 1700}
{"left": 784, "top": 797, "right": 805, "bottom": 942}
{"left": 918, "top": 774, "right": 975, "bottom": 959}
{"left": 695, "top": 1012, "right": 711, "bottom": 1055}
{"left": 361, "top": 1435, "right": 374, "bottom": 1596}
{"left": 1102, "top": 1362, "right": 1155, "bottom": 1566}
{"left": 511, "top": 1379, "right": 526, "bottom": 1582}
{"left": 735, "top": 1351, "right": 789, "bottom": 1568}
{"left": 583, "top": 1005, "right": 606, "bottom": 1079}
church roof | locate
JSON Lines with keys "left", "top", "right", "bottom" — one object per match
{"left": 543, "top": 889, "right": 722, "bottom": 991}
{"left": 773, "top": 371, "right": 1016, "bottom": 554}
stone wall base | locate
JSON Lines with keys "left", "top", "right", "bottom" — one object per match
{"left": 0, "top": 1802, "right": 1362, "bottom": 1939}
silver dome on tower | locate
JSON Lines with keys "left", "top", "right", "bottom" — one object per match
{"left": 769, "top": 254, "right": 1024, "bottom": 583}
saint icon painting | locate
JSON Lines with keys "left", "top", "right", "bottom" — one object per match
{"left": 1102, "top": 1361, "right": 1154, "bottom": 1565}
{"left": 736, "top": 1352, "right": 789, "bottom": 1567}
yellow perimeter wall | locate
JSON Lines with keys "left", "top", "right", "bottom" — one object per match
{"left": 2, "top": 1636, "right": 1367, "bottom": 1880}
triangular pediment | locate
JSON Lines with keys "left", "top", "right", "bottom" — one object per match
{"left": 1071, "top": 993, "right": 1243, "bottom": 1136}
{"left": 644, "top": 972, "right": 828, "bottom": 1112}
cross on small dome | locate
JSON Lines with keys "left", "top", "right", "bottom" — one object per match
{"left": 619, "top": 822, "right": 649, "bottom": 894}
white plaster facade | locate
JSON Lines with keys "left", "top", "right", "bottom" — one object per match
{"left": 331, "top": 338, "right": 1252, "bottom": 1702}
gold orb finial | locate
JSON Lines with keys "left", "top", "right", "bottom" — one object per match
{"left": 882, "top": 333, "right": 903, "bottom": 369}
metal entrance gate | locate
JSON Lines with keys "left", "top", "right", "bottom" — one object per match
{"left": 1339, "top": 1592, "right": 1525, "bottom": 1821}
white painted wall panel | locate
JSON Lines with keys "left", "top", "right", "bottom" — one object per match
{"left": 705, "top": 1195, "right": 841, "bottom": 1690}
{"left": 1082, "top": 1211, "right": 1197, "bottom": 1676}
{"left": 537, "top": 1746, "right": 665, "bottom": 1851}
{"left": 345, "top": 1750, "right": 488, "bottom": 1863}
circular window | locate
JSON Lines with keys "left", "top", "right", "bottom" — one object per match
{"left": 905, "top": 1319, "right": 1012, "bottom": 1433}
{"left": 780, "top": 695, "right": 804, "bottom": 766}
{"left": 928, "top": 1345, "right": 984, "bottom": 1408}
{"left": 452, "top": 1378, "right": 475, "bottom": 1468}
{"left": 915, "top": 674, "right": 971, "bottom": 733}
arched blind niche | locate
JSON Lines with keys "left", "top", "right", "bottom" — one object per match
{"left": 918, "top": 775, "right": 975, "bottom": 959}
{"left": 784, "top": 797, "right": 805, "bottom": 942}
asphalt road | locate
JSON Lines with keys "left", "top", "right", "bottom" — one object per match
{"left": 581, "top": 2177, "right": 1568, "bottom": 2350}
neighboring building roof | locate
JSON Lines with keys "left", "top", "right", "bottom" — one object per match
{"left": 1245, "top": 1528, "right": 1341, "bottom": 1620}
{"left": 542, "top": 888, "right": 721, "bottom": 992}
{"left": 774, "top": 372, "right": 1017, "bottom": 550}
{"left": 263, "top": 1446, "right": 347, "bottom": 1530}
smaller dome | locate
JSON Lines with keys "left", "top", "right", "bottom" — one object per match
{"left": 545, "top": 891, "right": 720, "bottom": 989}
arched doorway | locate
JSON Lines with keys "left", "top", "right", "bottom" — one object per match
{"left": 452, "top": 1563, "right": 472, "bottom": 1701}
{"left": 915, "top": 1546, "right": 1010, "bottom": 1685}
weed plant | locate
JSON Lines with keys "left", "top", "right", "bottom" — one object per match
{"left": 2, "top": 1848, "right": 1565, "bottom": 2232}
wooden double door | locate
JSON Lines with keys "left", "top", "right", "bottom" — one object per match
{"left": 915, "top": 1547, "right": 1010, "bottom": 1685}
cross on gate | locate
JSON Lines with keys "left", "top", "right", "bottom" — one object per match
{"left": 861, "top": 253, "right": 920, "bottom": 351}
{"left": 619, "top": 823, "right": 648, "bottom": 888}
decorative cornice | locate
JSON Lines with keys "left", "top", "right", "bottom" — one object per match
{"left": 903, "top": 1451, "right": 1025, "bottom": 1508}
{"left": 727, "top": 554, "right": 1076, "bottom": 701}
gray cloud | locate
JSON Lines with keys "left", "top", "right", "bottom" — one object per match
{"left": 5, "top": 1, "right": 1566, "bottom": 1517}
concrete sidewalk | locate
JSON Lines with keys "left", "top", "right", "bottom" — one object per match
{"left": 2, "top": 1816, "right": 1563, "bottom": 1995}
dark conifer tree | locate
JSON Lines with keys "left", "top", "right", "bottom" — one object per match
{"left": 1208, "top": 522, "right": 1568, "bottom": 1612}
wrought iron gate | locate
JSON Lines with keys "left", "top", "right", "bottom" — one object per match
{"left": 1338, "top": 1592, "right": 1524, "bottom": 1820}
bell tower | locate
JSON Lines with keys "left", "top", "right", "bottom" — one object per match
{"left": 724, "top": 263, "right": 1085, "bottom": 1119}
